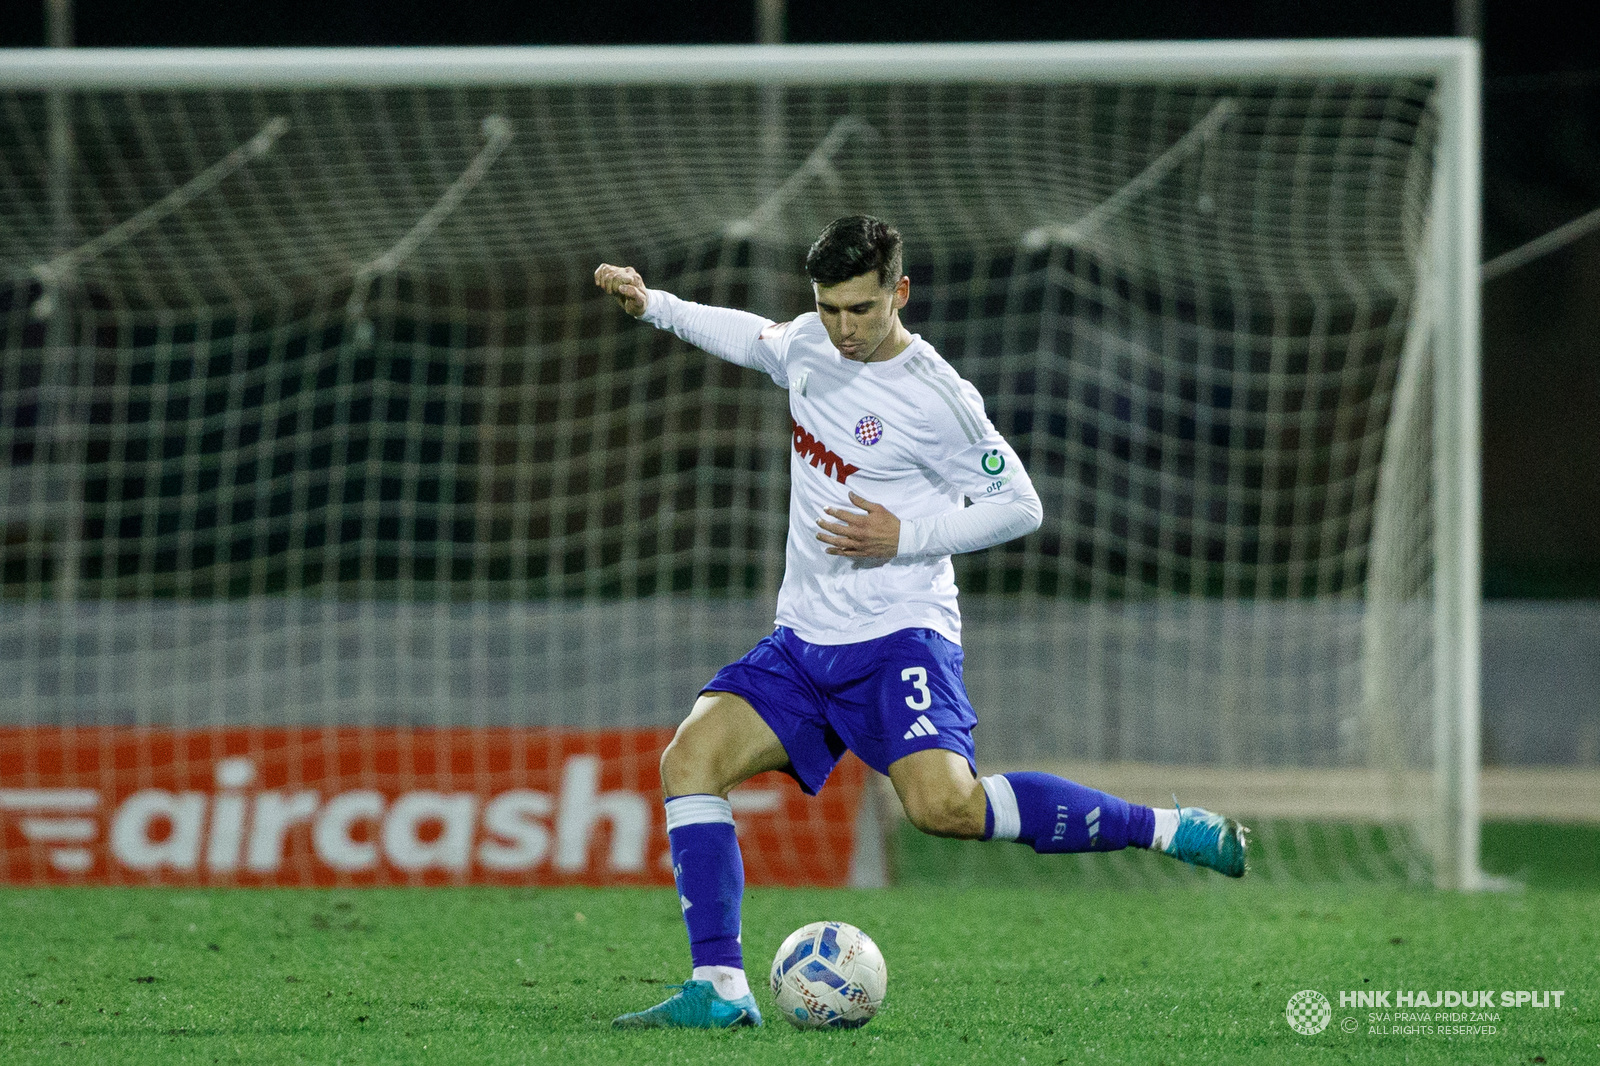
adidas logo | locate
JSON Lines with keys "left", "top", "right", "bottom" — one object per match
{"left": 902, "top": 715, "right": 939, "bottom": 741}
{"left": 1086, "top": 805, "right": 1101, "bottom": 843}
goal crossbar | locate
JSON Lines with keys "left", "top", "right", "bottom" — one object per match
{"left": 0, "top": 39, "right": 1475, "bottom": 89}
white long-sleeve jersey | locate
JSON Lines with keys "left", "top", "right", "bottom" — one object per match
{"left": 641, "top": 289, "right": 1042, "bottom": 646}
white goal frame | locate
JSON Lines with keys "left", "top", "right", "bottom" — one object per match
{"left": 0, "top": 39, "right": 1482, "bottom": 890}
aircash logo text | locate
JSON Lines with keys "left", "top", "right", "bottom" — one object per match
{"left": 0, "top": 728, "right": 869, "bottom": 887}
{"left": 792, "top": 419, "right": 860, "bottom": 485}
{"left": 1, "top": 755, "right": 752, "bottom": 880}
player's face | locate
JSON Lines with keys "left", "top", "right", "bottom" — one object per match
{"left": 813, "top": 272, "right": 910, "bottom": 363}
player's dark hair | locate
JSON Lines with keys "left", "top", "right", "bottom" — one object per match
{"left": 805, "top": 216, "right": 903, "bottom": 289}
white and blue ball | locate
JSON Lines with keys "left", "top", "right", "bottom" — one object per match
{"left": 769, "top": 920, "right": 887, "bottom": 1030}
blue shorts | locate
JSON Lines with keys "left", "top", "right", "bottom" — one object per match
{"left": 702, "top": 626, "right": 978, "bottom": 795}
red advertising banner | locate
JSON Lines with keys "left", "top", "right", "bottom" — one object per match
{"left": 0, "top": 728, "right": 865, "bottom": 887}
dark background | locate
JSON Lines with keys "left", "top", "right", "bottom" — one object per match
{"left": 4, "top": 0, "right": 1597, "bottom": 598}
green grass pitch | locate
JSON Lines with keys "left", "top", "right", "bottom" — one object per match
{"left": 3, "top": 823, "right": 1596, "bottom": 1065}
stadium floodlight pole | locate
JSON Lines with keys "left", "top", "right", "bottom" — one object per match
{"left": 756, "top": 0, "right": 785, "bottom": 45}
{"left": 752, "top": 0, "right": 784, "bottom": 278}
{"left": 750, "top": 0, "right": 785, "bottom": 307}
{"left": 749, "top": 0, "right": 789, "bottom": 597}
{"left": 39, "top": 0, "right": 81, "bottom": 603}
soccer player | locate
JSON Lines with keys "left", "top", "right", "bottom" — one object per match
{"left": 596, "top": 217, "right": 1247, "bottom": 1030}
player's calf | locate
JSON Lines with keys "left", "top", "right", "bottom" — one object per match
{"left": 974, "top": 770, "right": 1249, "bottom": 876}
{"left": 899, "top": 786, "right": 986, "bottom": 839}
{"left": 979, "top": 771, "right": 1152, "bottom": 852}
{"left": 888, "top": 749, "right": 988, "bottom": 839}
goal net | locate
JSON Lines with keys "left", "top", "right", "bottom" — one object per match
{"left": 0, "top": 43, "right": 1480, "bottom": 887}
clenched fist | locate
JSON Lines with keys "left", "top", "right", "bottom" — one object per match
{"left": 594, "top": 264, "right": 649, "bottom": 317}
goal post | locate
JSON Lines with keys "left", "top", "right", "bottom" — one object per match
{"left": 0, "top": 41, "right": 1481, "bottom": 888}
{"left": 1427, "top": 43, "right": 1482, "bottom": 893}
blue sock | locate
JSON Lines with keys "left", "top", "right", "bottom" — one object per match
{"left": 663, "top": 795, "right": 744, "bottom": 970}
{"left": 980, "top": 772, "right": 1155, "bottom": 853}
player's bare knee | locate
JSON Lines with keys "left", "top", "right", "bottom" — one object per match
{"left": 661, "top": 699, "right": 767, "bottom": 797}
{"left": 659, "top": 727, "right": 716, "bottom": 797}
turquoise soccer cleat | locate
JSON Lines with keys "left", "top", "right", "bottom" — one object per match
{"left": 1165, "top": 804, "right": 1249, "bottom": 878}
{"left": 612, "top": 980, "right": 763, "bottom": 1029}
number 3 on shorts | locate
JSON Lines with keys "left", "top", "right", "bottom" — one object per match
{"left": 901, "top": 666, "right": 931, "bottom": 710}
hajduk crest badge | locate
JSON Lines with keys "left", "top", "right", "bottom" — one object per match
{"left": 854, "top": 414, "right": 884, "bottom": 446}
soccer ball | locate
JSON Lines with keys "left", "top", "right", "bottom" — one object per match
{"left": 769, "top": 920, "right": 887, "bottom": 1029}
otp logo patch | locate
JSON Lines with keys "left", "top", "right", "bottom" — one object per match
{"left": 853, "top": 415, "right": 884, "bottom": 446}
